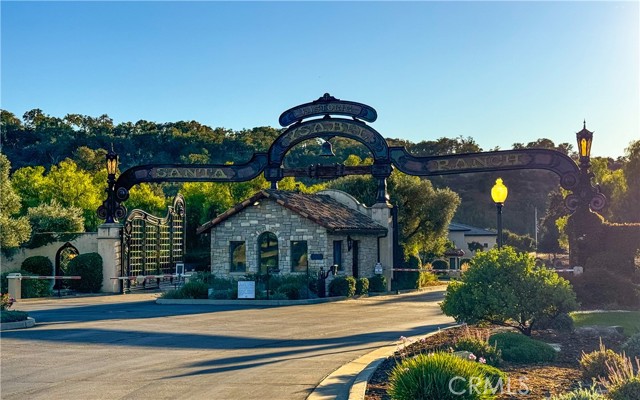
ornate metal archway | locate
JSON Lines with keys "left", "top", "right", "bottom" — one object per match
{"left": 98, "top": 93, "right": 604, "bottom": 228}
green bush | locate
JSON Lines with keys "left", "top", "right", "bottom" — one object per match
{"left": 441, "top": 247, "right": 578, "bottom": 336}
{"left": 178, "top": 281, "right": 209, "bottom": 299}
{"left": 277, "top": 282, "right": 301, "bottom": 300}
{"left": 535, "top": 313, "right": 575, "bottom": 333}
{"left": 0, "top": 310, "right": 29, "bottom": 323}
{"left": 21, "top": 256, "right": 53, "bottom": 276}
{"left": 579, "top": 341, "right": 627, "bottom": 381}
{"left": 388, "top": 352, "right": 506, "bottom": 400}
{"left": 329, "top": 276, "right": 356, "bottom": 297}
{"left": 569, "top": 268, "right": 640, "bottom": 310}
{"left": 608, "top": 379, "right": 640, "bottom": 400}
{"left": 1, "top": 270, "right": 52, "bottom": 298}
{"left": 550, "top": 387, "right": 605, "bottom": 400}
{"left": 622, "top": 333, "right": 640, "bottom": 359}
{"left": 603, "top": 356, "right": 640, "bottom": 400}
{"left": 67, "top": 253, "right": 103, "bottom": 293}
{"left": 489, "top": 332, "right": 557, "bottom": 363}
{"left": 454, "top": 337, "right": 502, "bottom": 367}
{"left": 355, "top": 278, "right": 369, "bottom": 295}
{"left": 369, "top": 275, "right": 387, "bottom": 292}
{"left": 393, "top": 270, "right": 438, "bottom": 290}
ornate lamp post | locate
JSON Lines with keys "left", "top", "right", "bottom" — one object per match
{"left": 98, "top": 149, "right": 119, "bottom": 223}
{"left": 491, "top": 178, "right": 508, "bottom": 249}
{"left": 577, "top": 121, "right": 593, "bottom": 170}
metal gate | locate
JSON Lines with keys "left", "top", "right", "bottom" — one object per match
{"left": 122, "top": 194, "right": 185, "bottom": 282}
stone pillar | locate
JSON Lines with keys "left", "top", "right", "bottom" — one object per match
{"left": 371, "top": 202, "right": 393, "bottom": 291}
{"left": 97, "top": 223, "right": 123, "bottom": 294}
{"left": 7, "top": 273, "right": 22, "bottom": 301}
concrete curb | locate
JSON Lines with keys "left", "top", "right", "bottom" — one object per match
{"left": 156, "top": 296, "right": 347, "bottom": 306}
{"left": 307, "top": 324, "right": 460, "bottom": 400}
{"left": 0, "top": 316, "right": 36, "bottom": 331}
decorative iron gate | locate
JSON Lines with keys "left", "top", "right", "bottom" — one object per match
{"left": 122, "top": 194, "right": 185, "bottom": 279}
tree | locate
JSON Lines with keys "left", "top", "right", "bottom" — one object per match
{"left": 127, "top": 184, "right": 167, "bottom": 216}
{"left": 12, "top": 159, "right": 103, "bottom": 231}
{"left": 440, "top": 247, "right": 578, "bottom": 335}
{"left": 26, "top": 200, "right": 84, "bottom": 248}
{"left": 328, "top": 171, "right": 460, "bottom": 264}
{"left": 0, "top": 154, "right": 31, "bottom": 251}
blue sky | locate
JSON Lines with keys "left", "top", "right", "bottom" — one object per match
{"left": 2, "top": 1, "right": 638, "bottom": 158}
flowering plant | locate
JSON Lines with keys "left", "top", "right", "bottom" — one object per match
{"left": 1, "top": 293, "right": 15, "bottom": 310}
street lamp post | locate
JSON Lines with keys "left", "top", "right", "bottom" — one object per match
{"left": 104, "top": 149, "right": 118, "bottom": 223}
{"left": 491, "top": 178, "right": 508, "bottom": 249}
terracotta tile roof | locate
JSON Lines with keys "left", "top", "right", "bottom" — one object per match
{"left": 197, "top": 189, "right": 387, "bottom": 235}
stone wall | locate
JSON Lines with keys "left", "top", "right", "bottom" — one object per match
{"left": 1, "top": 233, "right": 98, "bottom": 274}
{"left": 210, "top": 198, "right": 328, "bottom": 276}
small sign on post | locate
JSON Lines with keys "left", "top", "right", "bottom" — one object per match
{"left": 374, "top": 262, "right": 383, "bottom": 275}
{"left": 238, "top": 281, "right": 256, "bottom": 299}
{"left": 175, "top": 263, "right": 184, "bottom": 276}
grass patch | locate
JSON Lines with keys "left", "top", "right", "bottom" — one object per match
{"left": 571, "top": 311, "right": 640, "bottom": 336}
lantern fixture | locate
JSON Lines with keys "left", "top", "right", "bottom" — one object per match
{"left": 576, "top": 121, "right": 593, "bottom": 160}
{"left": 106, "top": 149, "right": 118, "bottom": 176}
{"left": 491, "top": 178, "right": 508, "bottom": 205}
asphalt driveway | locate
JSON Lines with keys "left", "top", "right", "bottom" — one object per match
{"left": 1, "top": 289, "right": 454, "bottom": 400}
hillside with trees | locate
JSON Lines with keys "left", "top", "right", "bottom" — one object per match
{"left": 2, "top": 108, "right": 638, "bottom": 259}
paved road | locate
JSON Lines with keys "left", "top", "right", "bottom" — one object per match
{"left": 1, "top": 289, "right": 454, "bottom": 400}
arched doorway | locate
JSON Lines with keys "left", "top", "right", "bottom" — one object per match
{"left": 258, "top": 232, "right": 279, "bottom": 274}
{"left": 55, "top": 242, "right": 79, "bottom": 291}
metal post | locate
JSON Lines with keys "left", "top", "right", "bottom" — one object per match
{"left": 496, "top": 203, "right": 504, "bottom": 249}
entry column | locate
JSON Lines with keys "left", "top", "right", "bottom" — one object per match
{"left": 98, "top": 223, "right": 123, "bottom": 293}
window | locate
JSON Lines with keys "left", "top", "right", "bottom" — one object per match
{"left": 333, "top": 240, "right": 343, "bottom": 270}
{"left": 258, "top": 232, "right": 278, "bottom": 274}
{"left": 230, "top": 241, "right": 246, "bottom": 272}
{"left": 290, "top": 241, "right": 308, "bottom": 272}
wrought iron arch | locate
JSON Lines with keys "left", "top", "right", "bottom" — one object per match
{"left": 100, "top": 93, "right": 603, "bottom": 223}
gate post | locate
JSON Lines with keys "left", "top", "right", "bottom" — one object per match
{"left": 98, "top": 223, "right": 123, "bottom": 293}
{"left": 371, "top": 202, "right": 393, "bottom": 291}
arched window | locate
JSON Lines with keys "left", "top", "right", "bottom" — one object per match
{"left": 258, "top": 232, "right": 278, "bottom": 274}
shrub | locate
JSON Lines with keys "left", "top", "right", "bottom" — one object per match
{"left": 21, "top": 256, "right": 53, "bottom": 276}
{"left": 579, "top": 341, "right": 627, "bottom": 381}
{"left": 535, "top": 313, "right": 575, "bottom": 333}
{"left": 277, "top": 282, "right": 301, "bottom": 300}
{"left": 622, "top": 333, "right": 640, "bottom": 359}
{"left": 388, "top": 352, "right": 506, "bottom": 400}
{"left": 454, "top": 337, "right": 502, "bottom": 367}
{"left": 269, "top": 292, "right": 288, "bottom": 301}
{"left": 0, "top": 310, "right": 29, "bottom": 323}
{"left": 569, "top": 268, "right": 640, "bottom": 310}
{"left": 441, "top": 247, "right": 578, "bottom": 336}
{"left": 355, "top": 278, "right": 369, "bottom": 295}
{"left": 329, "top": 276, "right": 356, "bottom": 297}
{"left": 489, "top": 332, "right": 556, "bottom": 363}
{"left": 393, "top": 270, "right": 439, "bottom": 290}
{"left": 550, "top": 386, "right": 605, "bottom": 400}
{"left": 601, "top": 356, "right": 640, "bottom": 400}
{"left": 178, "top": 281, "right": 209, "bottom": 299}
{"left": 67, "top": 253, "right": 103, "bottom": 293}
{"left": 369, "top": 275, "right": 387, "bottom": 292}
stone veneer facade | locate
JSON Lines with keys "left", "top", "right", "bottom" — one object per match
{"left": 209, "top": 198, "right": 382, "bottom": 280}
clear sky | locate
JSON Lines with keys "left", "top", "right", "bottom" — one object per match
{"left": 2, "top": 1, "right": 638, "bottom": 158}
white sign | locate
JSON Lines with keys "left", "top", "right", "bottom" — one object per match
{"left": 374, "top": 262, "right": 383, "bottom": 275}
{"left": 238, "top": 281, "right": 256, "bottom": 299}
{"left": 175, "top": 263, "right": 184, "bottom": 275}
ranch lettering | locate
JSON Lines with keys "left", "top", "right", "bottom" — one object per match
{"left": 152, "top": 167, "right": 228, "bottom": 179}
{"left": 429, "top": 154, "right": 528, "bottom": 172}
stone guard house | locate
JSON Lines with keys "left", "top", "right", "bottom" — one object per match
{"left": 197, "top": 189, "right": 391, "bottom": 281}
